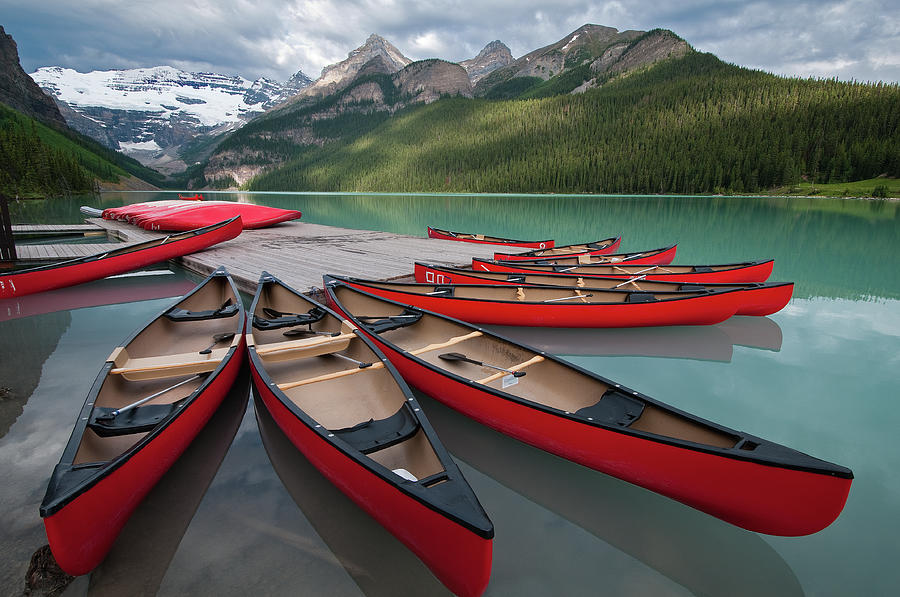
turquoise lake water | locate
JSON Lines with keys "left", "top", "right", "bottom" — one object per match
{"left": 0, "top": 192, "right": 897, "bottom": 595}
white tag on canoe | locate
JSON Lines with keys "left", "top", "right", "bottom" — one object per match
{"left": 502, "top": 374, "right": 518, "bottom": 388}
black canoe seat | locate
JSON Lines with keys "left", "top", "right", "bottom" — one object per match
{"left": 692, "top": 266, "right": 715, "bottom": 273}
{"left": 506, "top": 274, "right": 526, "bottom": 283}
{"left": 166, "top": 299, "right": 239, "bottom": 322}
{"left": 253, "top": 306, "right": 327, "bottom": 331}
{"left": 88, "top": 403, "right": 181, "bottom": 437}
{"left": 331, "top": 403, "right": 420, "bottom": 454}
{"left": 576, "top": 389, "right": 645, "bottom": 426}
{"left": 678, "top": 284, "right": 709, "bottom": 292}
{"left": 357, "top": 308, "right": 423, "bottom": 333}
{"left": 429, "top": 286, "right": 454, "bottom": 297}
{"left": 626, "top": 292, "right": 658, "bottom": 303}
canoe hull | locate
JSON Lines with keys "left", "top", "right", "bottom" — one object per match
{"left": 427, "top": 226, "right": 554, "bottom": 248}
{"left": 249, "top": 360, "right": 493, "bottom": 597}
{"left": 42, "top": 343, "right": 245, "bottom": 576}
{"left": 336, "top": 278, "right": 741, "bottom": 328}
{"left": 0, "top": 217, "right": 241, "bottom": 299}
{"left": 333, "top": 318, "right": 850, "bottom": 537}
{"left": 472, "top": 259, "right": 775, "bottom": 283}
{"left": 413, "top": 263, "right": 793, "bottom": 317}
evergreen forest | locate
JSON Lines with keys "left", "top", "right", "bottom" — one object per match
{"left": 0, "top": 103, "right": 166, "bottom": 197}
{"left": 244, "top": 52, "right": 900, "bottom": 194}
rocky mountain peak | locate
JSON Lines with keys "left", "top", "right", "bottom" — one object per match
{"left": 461, "top": 41, "right": 514, "bottom": 84}
{"left": 304, "top": 33, "right": 411, "bottom": 98}
{"left": 0, "top": 26, "right": 67, "bottom": 128}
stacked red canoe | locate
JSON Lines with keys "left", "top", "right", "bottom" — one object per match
{"left": 102, "top": 200, "right": 301, "bottom": 231}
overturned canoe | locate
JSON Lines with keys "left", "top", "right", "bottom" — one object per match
{"left": 323, "top": 278, "right": 853, "bottom": 536}
{"left": 101, "top": 201, "right": 301, "bottom": 231}
{"left": 248, "top": 272, "right": 493, "bottom": 597}
{"left": 427, "top": 226, "right": 554, "bottom": 248}
{"left": 470, "top": 257, "right": 775, "bottom": 283}
{"left": 493, "top": 236, "right": 622, "bottom": 261}
{"left": 328, "top": 274, "right": 748, "bottom": 327}
{"left": 40, "top": 267, "right": 246, "bottom": 575}
{"left": 414, "top": 262, "right": 793, "bottom": 317}
{"left": 0, "top": 217, "right": 242, "bottom": 299}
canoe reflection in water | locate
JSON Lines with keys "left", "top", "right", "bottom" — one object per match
{"left": 416, "top": 392, "right": 805, "bottom": 597}
{"left": 255, "top": 396, "right": 453, "bottom": 597}
{"left": 484, "top": 315, "right": 783, "bottom": 361}
{"left": 26, "top": 365, "right": 250, "bottom": 596}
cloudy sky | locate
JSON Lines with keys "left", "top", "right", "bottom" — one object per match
{"left": 3, "top": 0, "right": 899, "bottom": 84}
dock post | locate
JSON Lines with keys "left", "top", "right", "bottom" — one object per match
{"left": 0, "top": 193, "right": 17, "bottom": 261}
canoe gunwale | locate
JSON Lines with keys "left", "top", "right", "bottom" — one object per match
{"left": 248, "top": 272, "right": 494, "bottom": 539}
{"left": 323, "top": 278, "right": 852, "bottom": 480}
{"left": 38, "top": 268, "right": 245, "bottom": 517}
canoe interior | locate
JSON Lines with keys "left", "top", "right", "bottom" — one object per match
{"left": 73, "top": 274, "right": 240, "bottom": 465}
{"left": 419, "top": 265, "right": 761, "bottom": 292}
{"left": 329, "top": 284, "right": 738, "bottom": 450}
{"left": 477, "top": 262, "right": 745, "bottom": 275}
{"left": 252, "top": 280, "right": 445, "bottom": 482}
{"left": 344, "top": 278, "right": 711, "bottom": 304}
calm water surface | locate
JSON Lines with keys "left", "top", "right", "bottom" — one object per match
{"left": 1, "top": 192, "right": 898, "bottom": 596}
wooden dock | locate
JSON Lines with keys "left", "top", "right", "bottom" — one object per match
{"left": 87, "top": 218, "right": 499, "bottom": 294}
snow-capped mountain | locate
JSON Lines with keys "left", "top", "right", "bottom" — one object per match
{"left": 29, "top": 65, "right": 311, "bottom": 170}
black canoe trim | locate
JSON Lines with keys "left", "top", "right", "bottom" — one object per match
{"left": 250, "top": 272, "right": 494, "bottom": 539}
{"left": 39, "top": 267, "right": 245, "bottom": 517}
{"left": 323, "top": 278, "right": 853, "bottom": 481}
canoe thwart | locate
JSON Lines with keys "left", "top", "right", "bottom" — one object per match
{"left": 276, "top": 360, "right": 385, "bottom": 390}
{"left": 331, "top": 403, "right": 421, "bottom": 455}
{"left": 87, "top": 402, "right": 182, "bottom": 437}
{"left": 575, "top": 390, "right": 645, "bottom": 426}
{"left": 407, "top": 331, "right": 484, "bottom": 356}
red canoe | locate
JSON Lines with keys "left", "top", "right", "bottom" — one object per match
{"left": 177, "top": 193, "right": 203, "bottom": 200}
{"left": 248, "top": 272, "right": 493, "bottom": 597}
{"left": 427, "top": 226, "right": 554, "bottom": 249}
{"left": 477, "top": 245, "right": 677, "bottom": 268}
{"left": 0, "top": 217, "right": 242, "bottom": 299}
{"left": 413, "top": 263, "right": 793, "bottom": 317}
{"left": 470, "top": 258, "right": 775, "bottom": 284}
{"left": 101, "top": 201, "right": 301, "bottom": 231}
{"left": 328, "top": 275, "right": 749, "bottom": 327}
{"left": 493, "top": 236, "right": 621, "bottom": 261}
{"left": 40, "top": 268, "right": 246, "bottom": 575}
{"left": 323, "top": 278, "right": 853, "bottom": 537}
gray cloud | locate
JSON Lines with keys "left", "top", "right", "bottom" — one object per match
{"left": 2, "top": 0, "right": 898, "bottom": 83}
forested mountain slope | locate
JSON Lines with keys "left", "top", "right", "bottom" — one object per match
{"left": 243, "top": 52, "right": 900, "bottom": 194}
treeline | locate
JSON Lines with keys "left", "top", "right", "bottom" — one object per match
{"left": 0, "top": 104, "right": 95, "bottom": 196}
{"left": 245, "top": 52, "right": 900, "bottom": 194}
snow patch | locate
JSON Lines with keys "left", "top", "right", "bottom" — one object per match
{"left": 562, "top": 34, "right": 580, "bottom": 52}
{"left": 119, "top": 140, "right": 162, "bottom": 152}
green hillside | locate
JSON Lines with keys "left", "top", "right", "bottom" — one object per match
{"left": 244, "top": 52, "right": 900, "bottom": 194}
{"left": 0, "top": 102, "right": 164, "bottom": 197}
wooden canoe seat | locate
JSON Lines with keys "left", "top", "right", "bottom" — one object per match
{"left": 577, "top": 254, "right": 592, "bottom": 264}
{"left": 476, "top": 355, "right": 545, "bottom": 384}
{"left": 256, "top": 332, "right": 355, "bottom": 363}
{"left": 516, "top": 287, "right": 526, "bottom": 301}
{"left": 108, "top": 346, "right": 228, "bottom": 381}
